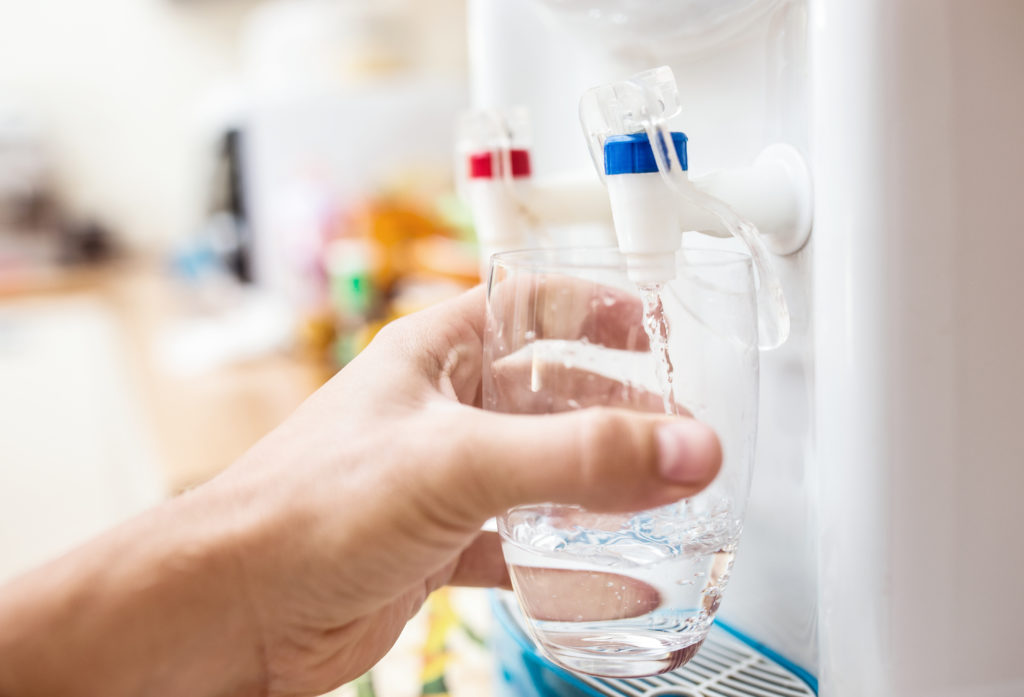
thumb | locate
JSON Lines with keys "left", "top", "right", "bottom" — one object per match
{"left": 437, "top": 407, "right": 722, "bottom": 523}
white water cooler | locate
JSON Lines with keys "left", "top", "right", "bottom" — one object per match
{"left": 466, "top": 1, "right": 1024, "bottom": 695}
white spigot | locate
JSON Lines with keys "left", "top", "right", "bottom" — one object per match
{"left": 456, "top": 108, "right": 538, "bottom": 278}
{"left": 462, "top": 146, "right": 534, "bottom": 277}
{"left": 684, "top": 143, "right": 813, "bottom": 256}
{"left": 603, "top": 131, "right": 689, "bottom": 284}
{"left": 580, "top": 65, "right": 797, "bottom": 349}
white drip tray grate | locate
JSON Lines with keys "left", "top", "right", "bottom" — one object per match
{"left": 576, "top": 625, "right": 815, "bottom": 697}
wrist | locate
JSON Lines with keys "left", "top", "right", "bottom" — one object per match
{"left": 0, "top": 487, "right": 267, "bottom": 697}
{"left": 146, "top": 484, "right": 270, "bottom": 697}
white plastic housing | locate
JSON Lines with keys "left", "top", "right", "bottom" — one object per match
{"left": 688, "top": 144, "right": 813, "bottom": 254}
{"left": 469, "top": 2, "right": 1024, "bottom": 694}
{"left": 498, "top": 143, "right": 812, "bottom": 260}
{"left": 525, "top": 174, "right": 613, "bottom": 227}
{"left": 469, "top": 173, "right": 617, "bottom": 275}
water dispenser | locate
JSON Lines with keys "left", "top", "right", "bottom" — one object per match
{"left": 462, "top": 0, "right": 1024, "bottom": 695}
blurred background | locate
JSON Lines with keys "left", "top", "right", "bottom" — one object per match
{"left": 0, "top": 1, "right": 489, "bottom": 693}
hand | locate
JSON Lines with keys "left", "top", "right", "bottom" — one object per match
{"left": 0, "top": 285, "right": 722, "bottom": 697}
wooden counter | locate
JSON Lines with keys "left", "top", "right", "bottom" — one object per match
{"left": 1, "top": 261, "right": 331, "bottom": 493}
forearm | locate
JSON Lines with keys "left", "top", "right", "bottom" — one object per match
{"left": 0, "top": 489, "right": 265, "bottom": 697}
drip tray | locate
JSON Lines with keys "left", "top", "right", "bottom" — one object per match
{"left": 575, "top": 627, "right": 815, "bottom": 697}
{"left": 492, "top": 593, "right": 816, "bottom": 697}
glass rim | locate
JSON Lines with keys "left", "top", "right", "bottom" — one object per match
{"left": 489, "top": 245, "right": 754, "bottom": 273}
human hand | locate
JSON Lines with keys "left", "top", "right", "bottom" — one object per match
{"left": 217, "top": 284, "right": 722, "bottom": 695}
{"left": 0, "top": 284, "right": 721, "bottom": 697}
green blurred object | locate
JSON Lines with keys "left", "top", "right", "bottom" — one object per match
{"left": 354, "top": 672, "right": 376, "bottom": 697}
{"left": 325, "top": 237, "right": 376, "bottom": 365}
{"left": 435, "top": 193, "right": 478, "bottom": 245}
{"left": 327, "top": 238, "right": 375, "bottom": 318}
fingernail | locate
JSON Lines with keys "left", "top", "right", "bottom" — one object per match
{"left": 656, "top": 420, "right": 717, "bottom": 484}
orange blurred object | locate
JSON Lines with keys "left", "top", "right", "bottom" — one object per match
{"left": 339, "top": 196, "right": 477, "bottom": 291}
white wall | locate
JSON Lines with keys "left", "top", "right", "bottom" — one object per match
{"left": 0, "top": 0, "right": 265, "bottom": 250}
{"left": 0, "top": 0, "right": 467, "bottom": 251}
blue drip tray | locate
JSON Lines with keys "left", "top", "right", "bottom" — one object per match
{"left": 490, "top": 592, "right": 816, "bottom": 697}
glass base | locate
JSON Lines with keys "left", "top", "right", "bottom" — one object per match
{"left": 538, "top": 635, "right": 707, "bottom": 678}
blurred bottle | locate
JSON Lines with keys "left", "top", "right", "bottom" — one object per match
{"left": 325, "top": 237, "right": 375, "bottom": 365}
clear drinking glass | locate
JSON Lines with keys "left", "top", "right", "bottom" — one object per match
{"left": 484, "top": 246, "right": 759, "bottom": 678}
